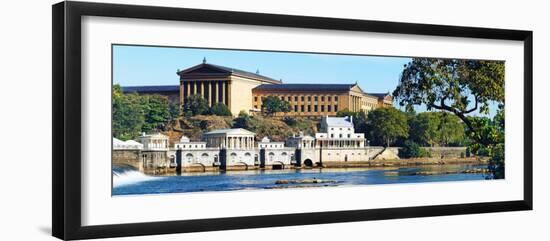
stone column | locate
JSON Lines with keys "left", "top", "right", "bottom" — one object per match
{"left": 221, "top": 81, "right": 226, "bottom": 105}
{"left": 227, "top": 81, "right": 232, "bottom": 110}
{"left": 208, "top": 81, "right": 213, "bottom": 106}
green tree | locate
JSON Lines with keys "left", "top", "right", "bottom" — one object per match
{"left": 393, "top": 58, "right": 504, "bottom": 145}
{"left": 140, "top": 94, "right": 171, "bottom": 133}
{"left": 210, "top": 103, "right": 232, "bottom": 116}
{"left": 112, "top": 85, "right": 144, "bottom": 140}
{"left": 283, "top": 116, "right": 297, "bottom": 126}
{"left": 233, "top": 110, "right": 252, "bottom": 129}
{"left": 184, "top": 94, "right": 210, "bottom": 116}
{"left": 365, "top": 107, "right": 409, "bottom": 147}
{"left": 168, "top": 101, "right": 181, "bottom": 122}
{"left": 393, "top": 58, "right": 505, "bottom": 178}
{"left": 409, "top": 112, "right": 440, "bottom": 147}
{"left": 262, "top": 96, "right": 291, "bottom": 115}
{"left": 437, "top": 112, "right": 465, "bottom": 146}
{"left": 400, "top": 140, "right": 431, "bottom": 158}
{"left": 336, "top": 108, "right": 357, "bottom": 119}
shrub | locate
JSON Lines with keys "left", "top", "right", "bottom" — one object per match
{"left": 210, "top": 103, "right": 232, "bottom": 116}
{"left": 233, "top": 111, "right": 251, "bottom": 129}
{"left": 283, "top": 116, "right": 297, "bottom": 126}
{"left": 400, "top": 140, "right": 431, "bottom": 158}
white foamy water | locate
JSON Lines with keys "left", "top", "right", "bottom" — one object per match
{"left": 112, "top": 168, "right": 161, "bottom": 188}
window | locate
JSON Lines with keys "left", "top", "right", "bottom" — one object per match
{"left": 294, "top": 96, "right": 298, "bottom": 101}
{"left": 339, "top": 134, "right": 343, "bottom": 138}
{"left": 301, "top": 96, "right": 305, "bottom": 101}
{"left": 294, "top": 105, "right": 298, "bottom": 112}
{"left": 328, "top": 105, "right": 332, "bottom": 112}
{"left": 321, "top": 105, "right": 325, "bottom": 112}
{"left": 314, "top": 105, "right": 318, "bottom": 112}
{"left": 331, "top": 128, "right": 334, "bottom": 130}
{"left": 328, "top": 96, "right": 332, "bottom": 101}
{"left": 287, "top": 96, "right": 292, "bottom": 101}
{"left": 321, "top": 96, "right": 325, "bottom": 101}
{"left": 254, "top": 105, "right": 258, "bottom": 109}
{"left": 335, "top": 105, "right": 338, "bottom": 112}
{"left": 254, "top": 96, "right": 258, "bottom": 102}
{"left": 331, "top": 134, "right": 334, "bottom": 138}
{"left": 307, "top": 106, "right": 311, "bottom": 112}
{"left": 307, "top": 96, "right": 311, "bottom": 101}
{"left": 301, "top": 105, "right": 304, "bottom": 112}
{"left": 348, "top": 134, "right": 351, "bottom": 138}
{"left": 334, "top": 96, "right": 339, "bottom": 101}
{"left": 314, "top": 96, "right": 318, "bottom": 101}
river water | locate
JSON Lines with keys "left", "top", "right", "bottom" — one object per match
{"left": 112, "top": 164, "right": 490, "bottom": 195}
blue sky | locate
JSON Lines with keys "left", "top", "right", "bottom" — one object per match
{"left": 112, "top": 44, "right": 498, "bottom": 117}
{"left": 112, "top": 45, "right": 410, "bottom": 94}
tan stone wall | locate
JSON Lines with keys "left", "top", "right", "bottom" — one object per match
{"left": 252, "top": 90, "right": 350, "bottom": 117}
{"left": 229, "top": 76, "right": 265, "bottom": 115}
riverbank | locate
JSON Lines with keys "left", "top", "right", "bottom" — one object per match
{"left": 322, "top": 157, "right": 486, "bottom": 168}
{"left": 172, "top": 157, "right": 487, "bottom": 174}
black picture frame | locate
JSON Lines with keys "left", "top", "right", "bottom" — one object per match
{"left": 52, "top": 1, "right": 533, "bottom": 240}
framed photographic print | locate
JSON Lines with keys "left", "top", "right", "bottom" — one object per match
{"left": 52, "top": 1, "right": 533, "bottom": 240}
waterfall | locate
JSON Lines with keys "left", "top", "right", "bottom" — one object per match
{"left": 112, "top": 165, "right": 160, "bottom": 188}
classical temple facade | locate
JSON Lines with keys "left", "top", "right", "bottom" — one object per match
{"left": 177, "top": 59, "right": 282, "bottom": 116}
{"left": 122, "top": 61, "right": 392, "bottom": 117}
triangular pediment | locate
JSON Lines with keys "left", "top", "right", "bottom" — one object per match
{"left": 350, "top": 84, "right": 364, "bottom": 93}
{"left": 178, "top": 64, "right": 232, "bottom": 76}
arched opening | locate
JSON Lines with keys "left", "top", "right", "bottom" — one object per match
{"left": 201, "top": 153, "right": 209, "bottom": 163}
{"left": 230, "top": 152, "right": 238, "bottom": 163}
{"left": 185, "top": 153, "right": 194, "bottom": 163}
{"left": 189, "top": 163, "right": 206, "bottom": 172}
{"left": 304, "top": 159, "right": 313, "bottom": 167}
{"left": 268, "top": 152, "right": 275, "bottom": 163}
{"left": 169, "top": 155, "right": 176, "bottom": 168}
{"left": 235, "top": 162, "right": 249, "bottom": 170}
{"left": 272, "top": 161, "right": 285, "bottom": 170}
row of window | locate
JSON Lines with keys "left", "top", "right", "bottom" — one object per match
{"left": 253, "top": 104, "right": 339, "bottom": 113}
{"left": 255, "top": 95, "right": 339, "bottom": 103}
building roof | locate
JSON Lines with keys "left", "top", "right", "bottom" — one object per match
{"left": 253, "top": 83, "right": 356, "bottom": 92}
{"left": 323, "top": 116, "right": 354, "bottom": 127}
{"left": 203, "top": 128, "right": 256, "bottom": 136}
{"left": 122, "top": 85, "right": 179, "bottom": 93}
{"left": 367, "top": 92, "right": 391, "bottom": 98}
{"left": 177, "top": 63, "right": 282, "bottom": 84}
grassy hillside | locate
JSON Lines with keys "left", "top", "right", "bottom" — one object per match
{"left": 162, "top": 115, "right": 319, "bottom": 144}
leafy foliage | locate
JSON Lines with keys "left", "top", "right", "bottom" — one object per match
{"left": 400, "top": 140, "right": 431, "bottom": 158}
{"left": 261, "top": 96, "right": 292, "bottom": 115}
{"left": 112, "top": 85, "right": 171, "bottom": 140}
{"left": 365, "top": 107, "right": 409, "bottom": 147}
{"left": 140, "top": 94, "right": 171, "bottom": 133}
{"left": 233, "top": 111, "right": 252, "bottom": 129}
{"left": 408, "top": 112, "right": 465, "bottom": 147}
{"left": 393, "top": 58, "right": 505, "bottom": 178}
{"left": 112, "top": 85, "right": 144, "bottom": 140}
{"left": 283, "top": 116, "right": 297, "bottom": 126}
{"left": 210, "top": 103, "right": 232, "bottom": 116}
{"left": 183, "top": 94, "right": 210, "bottom": 116}
{"left": 393, "top": 58, "right": 504, "bottom": 144}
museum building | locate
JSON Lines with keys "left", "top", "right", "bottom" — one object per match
{"left": 122, "top": 61, "right": 393, "bottom": 116}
